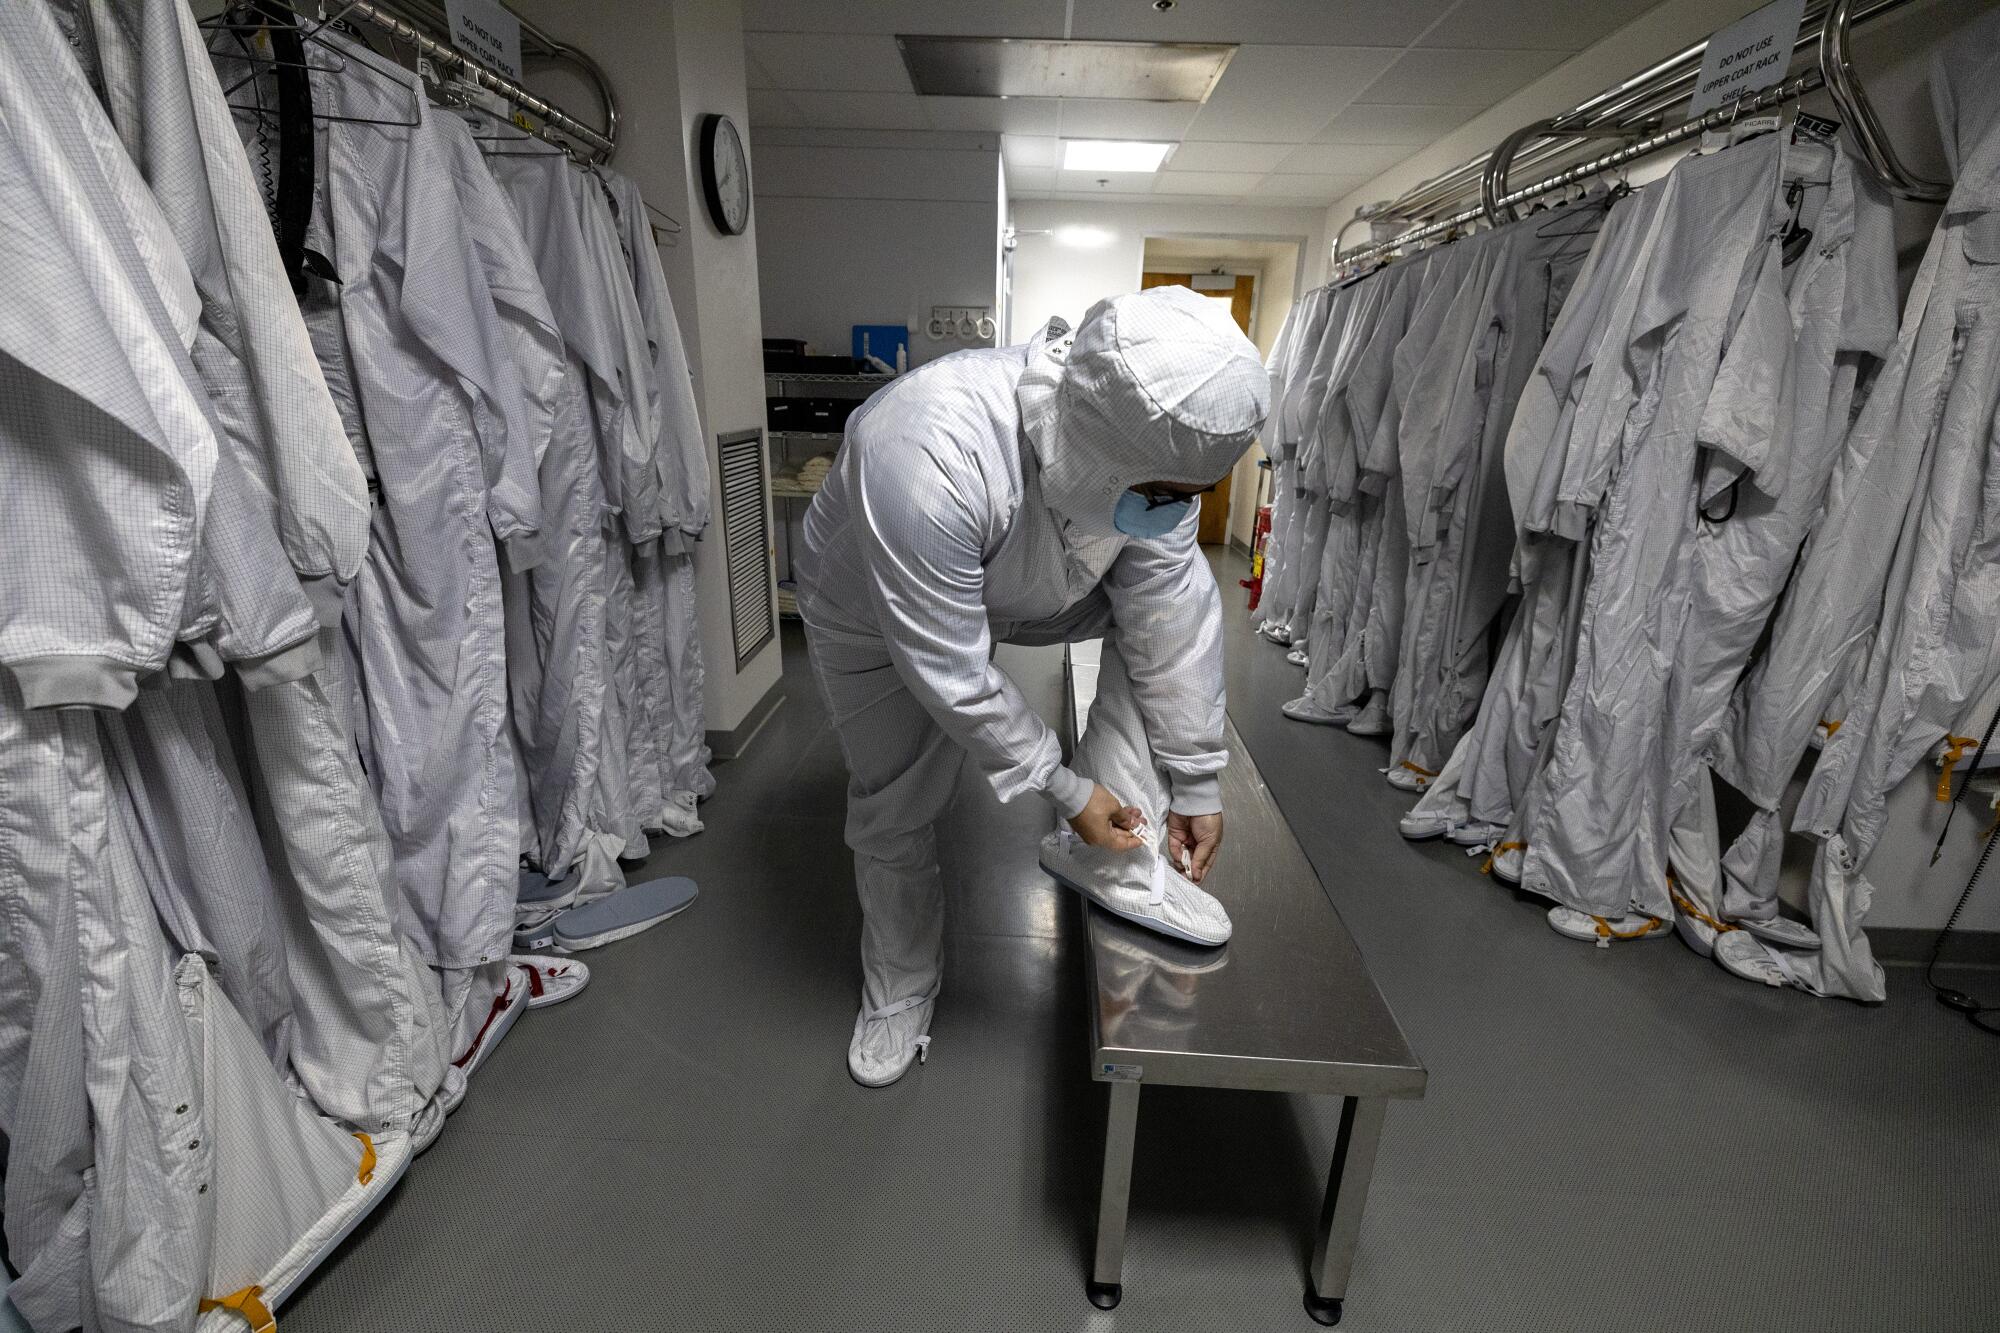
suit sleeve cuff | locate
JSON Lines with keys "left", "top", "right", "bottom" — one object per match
{"left": 1169, "top": 773, "right": 1223, "bottom": 817}
{"left": 1043, "top": 766, "right": 1093, "bottom": 821}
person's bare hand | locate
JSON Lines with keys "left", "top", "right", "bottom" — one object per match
{"left": 1068, "top": 784, "right": 1145, "bottom": 852}
{"left": 1167, "top": 811, "right": 1224, "bottom": 884}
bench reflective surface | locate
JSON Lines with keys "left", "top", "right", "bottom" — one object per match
{"left": 1064, "top": 641, "right": 1425, "bottom": 1324}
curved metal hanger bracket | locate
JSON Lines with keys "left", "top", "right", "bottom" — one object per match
{"left": 1480, "top": 119, "right": 1645, "bottom": 226}
{"left": 1818, "top": 0, "right": 1948, "bottom": 202}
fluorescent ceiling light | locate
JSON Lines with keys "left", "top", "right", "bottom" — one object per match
{"left": 1055, "top": 225, "right": 1117, "bottom": 249}
{"left": 1063, "top": 140, "right": 1173, "bottom": 173}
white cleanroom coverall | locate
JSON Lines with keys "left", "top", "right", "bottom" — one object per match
{"left": 1522, "top": 135, "right": 1787, "bottom": 921}
{"left": 294, "top": 64, "right": 531, "bottom": 982}
{"left": 1408, "top": 188, "right": 1660, "bottom": 841}
{"left": 1708, "top": 24, "right": 2000, "bottom": 1001}
{"left": 597, "top": 168, "right": 715, "bottom": 806}
{"left": 1749, "top": 38, "right": 2000, "bottom": 999}
{"left": 1389, "top": 205, "right": 1599, "bottom": 783}
{"left": 1261, "top": 288, "right": 1335, "bottom": 631}
{"left": 1660, "top": 140, "right": 1897, "bottom": 949}
{"left": 799, "top": 288, "right": 1267, "bottom": 1080}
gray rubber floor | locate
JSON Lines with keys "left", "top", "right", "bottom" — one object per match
{"left": 277, "top": 554, "right": 2000, "bottom": 1333}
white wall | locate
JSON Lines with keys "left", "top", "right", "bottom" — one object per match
{"left": 755, "top": 129, "right": 1002, "bottom": 368}
{"left": 518, "top": 0, "right": 780, "bottom": 732}
{"left": 1008, "top": 199, "right": 1327, "bottom": 343}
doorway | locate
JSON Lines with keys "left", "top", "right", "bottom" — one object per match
{"left": 1141, "top": 270, "right": 1255, "bottom": 546}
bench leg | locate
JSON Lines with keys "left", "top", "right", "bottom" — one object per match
{"left": 1305, "top": 1096, "right": 1387, "bottom": 1326}
{"left": 1088, "top": 1080, "right": 1141, "bottom": 1310}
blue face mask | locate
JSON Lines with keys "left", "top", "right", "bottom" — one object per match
{"left": 1113, "top": 488, "right": 1193, "bottom": 538}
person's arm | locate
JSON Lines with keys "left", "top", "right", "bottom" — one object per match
{"left": 854, "top": 439, "right": 1137, "bottom": 846}
{"left": 1101, "top": 513, "right": 1229, "bottom": 878}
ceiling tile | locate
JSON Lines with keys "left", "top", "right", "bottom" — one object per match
{"left": 1184, "top": 45, "right": 1401, "bottom": 142}
{"left": 745, "top": 32, "right": 913, "bottom": 92}
{"left": 1055, "top": 170, "right": 1158, "bottom": 195}
{"left": 923, "top": 95, "right": 1061, "bottom": 134}
{"left": 1001, "top": 134, "right": 1061, "bottom": 168}
{"left": 1068, "top": 0, "right": 1458, "bottom": 47}
{"left": 1245, "top": 173, "right": 1374, "bottom": 202}
{"left": 1056, "top": 99, "right": 1200, "bottom": 140}
{"left": 1424, "top": 0, "right": 1659, "bottom": 53}
{"left": 744, "top": 0, "right": 1068, "bottom": 38}
{"left": 784, "top": 90, "right": 933, "bottom": 131}
{"left": 1352, "top": 47, "right": 1571, "bottom": 107}
{"left": 1315, "top": 103, "right": 1477, "bottom": 145}
{"left": 1006, "top": 165, "right": 1057, "bottom": 194}
{"left": 1272, "top": 142, "right": 1411, "bottom": 176}
{"left": 746, "top": 87, "right": 806, "bottom": 129}
{"left": 1156, "top": 171, "right": 1268, "bottom": 195}
{"left": 1164, "top": 140, "right": 1296, "bottom": 173}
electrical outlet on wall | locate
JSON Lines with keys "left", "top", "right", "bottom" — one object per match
{"left": 927, "top": 306, "right": 996, "bottom": 341}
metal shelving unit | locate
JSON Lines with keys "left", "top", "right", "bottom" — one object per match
{"left": 765, "top": 372, "right": 893, "bottom": 617}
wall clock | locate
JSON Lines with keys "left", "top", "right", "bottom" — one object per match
{"left": 698, "top": 112, "right": 750, "bottom": 236}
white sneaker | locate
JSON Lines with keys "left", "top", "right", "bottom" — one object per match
{"left": 1282, "top": 695, "right": 1346, "bottom": 725}
{"left": 1547, "top": 906, "right": 1671, "bottom": 947}
{"left": 658, "top": 790, "right": 704, "bottom": 838}
{"left": 848, "top": 988, "right": 937, "bottom": 1088}
{"left": 1487, "top": 843, "right": 1525, "bottom": 883}
{"left": 1346, "top": 692, "right": 1391, "bottom": 736}
{"left": 1039, "top": 828, "right": 1232, "bottom": 947}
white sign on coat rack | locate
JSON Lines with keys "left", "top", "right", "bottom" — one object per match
{"left": 445, "top": 0, "right": 522, "bottom": 82}
{"left": 1688, "top": 0, "right": 1807, "bottom": 116}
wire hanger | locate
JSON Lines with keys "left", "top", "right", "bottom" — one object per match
{"left": 206, "top": 2, "right": 420, "bottom": 128}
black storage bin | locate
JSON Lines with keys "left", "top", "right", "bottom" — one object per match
{"left": 799, "top": 397, "right": 861, "bottom": 432}
{"left": 766, "top": 396, "right": 798, "bottom": 430}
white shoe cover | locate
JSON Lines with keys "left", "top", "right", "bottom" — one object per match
{"left": 1262, "top": 623, "right": 1294, "bottom": 646}
{"left": 1385, "top": 764, "right": 1430, "bottom": 792}
{"left": 1487, "top": 844, "right": 1525, "bottom": 884}
{"left": 1674, "top": 907, "right": 1720, "bottom": 959}
{"left": 1447, "top": 820, "right": 1506, "bottom": 847}
{"left": 1286, "top": 647, "right": 1309, "bottom": 667}
{"left": 1547, "top": 906, "right": 1671, "bottom": 947}
{"left": 1735, "top": 914, "right": 1821, "bottom": 951}
{"left": 1399, "top": 809, "right": 1454, "bottom": 840}
{"left": 1040, "top": 829, "right": 1232, "bottom": 947}
{"left": 657, "top": 790, "right": 704, "bottom": 838}
{"left": 1282, "top": 695, "right": 1346, "bottom": 725}
{"left": 1346, "top": 692, "right": 1391, "bottom": 737}
{"left": 1715, "top": 930, "right": 1792, "bottom": 987}
{"left": 848, "top": 989, "right": 936, "bottom": 1088}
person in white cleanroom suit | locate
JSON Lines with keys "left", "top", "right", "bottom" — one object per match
{"left": 799, "top": 286, "right": 1268, "bottom": 1087}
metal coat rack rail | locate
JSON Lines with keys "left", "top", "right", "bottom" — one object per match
{"left": 267, "top": 0, "right": 620, "bottom": 159}
{"left": 1333, "top": 0, "right": 1947, "bottom": 276}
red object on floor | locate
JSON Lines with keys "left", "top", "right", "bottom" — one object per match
{"left": 1241, "top": 503, "right": 1272, "bottom": 611}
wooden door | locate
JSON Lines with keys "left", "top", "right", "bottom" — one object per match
{"left": 1142, "top": 271, "right": 1256, "bottom": 545}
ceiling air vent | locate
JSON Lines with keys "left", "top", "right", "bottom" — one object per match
{"left": 896, "top": 36, "right": 1234, "bottom": 103}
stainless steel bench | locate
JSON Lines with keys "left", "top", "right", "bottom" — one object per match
{"left": 1062, "top": 641, "right": 1427, "bottom": 1326}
